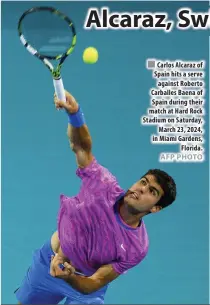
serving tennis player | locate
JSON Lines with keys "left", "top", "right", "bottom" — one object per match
{"left": 15, "top": 90, "right": 177, "bottom": 304}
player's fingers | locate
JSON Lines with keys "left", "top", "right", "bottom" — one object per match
{"left": 54, "top": 96, "right": 65, "bottom": 107}
{"left": 54, "top": 100, "right": 62, "bottom": 111}
{"left": 63, "top": 262, "right": 72, "bottom": 269}
{"left": 54, "top": 98, "right": 60, "bottom": 105}
{"left": 64, "top": 262, "right": 75, "bottom": 273}
{"left": 51, "top": 255, "right": 62, "bottom": 269}
{"left": 57, "top": 101, "right": 73, "bottom": 113}
{"left": 54, "top": 101, "right": 61, "bottom": 107}
{"left": 54, "top": 95, "right": 76, "bottom": 113}
{"left": 63, "top": 267, "right": 75, "bottom": 276}
{"left": 55, "top": 104, "right": 62, "bottom": 110}
{"left": 55, "top": 101, "right": 64, "bottom": 109}
{"left": 56, "top": 100, "right": 65, "bottom": 106}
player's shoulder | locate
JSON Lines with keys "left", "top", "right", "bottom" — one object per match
{"left": 98, "top": 162, "right": 118, "bottom": 183}
{"left": 77, "top": 156, "right": 118, "bottom": 183}
{"left": 76, "top": 157, "right": 99, "bottom": 177}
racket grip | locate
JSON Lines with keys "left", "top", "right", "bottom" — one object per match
{"left": 53, "top": 78, "right": 66, "bottom": 102}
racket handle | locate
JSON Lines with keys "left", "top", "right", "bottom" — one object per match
{"left": 53, "top": 78, "right": 66, "bottom": 102}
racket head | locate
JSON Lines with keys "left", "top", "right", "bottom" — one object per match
{"left": 17, "top": 6, "right": 76, "bottom": 62}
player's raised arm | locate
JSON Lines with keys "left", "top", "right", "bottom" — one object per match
{"left": 54, "top": 91, "right": 94, "bottom": 168}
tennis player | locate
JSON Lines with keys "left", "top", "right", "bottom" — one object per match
{"left": 15, "top": 90, "right": 176, "bottom": 304}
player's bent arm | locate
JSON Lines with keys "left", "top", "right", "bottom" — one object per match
{"left": 67, "top": 123, "right": 94, "bottom": 168}
{"left": 66, "top": 264, "right": 120, "bottom": 294}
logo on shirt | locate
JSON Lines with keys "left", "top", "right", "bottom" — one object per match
{"left": 120, "top": 244, "right": 126, "bottom": 251}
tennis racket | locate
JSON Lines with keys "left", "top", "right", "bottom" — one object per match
{"left": 18, "top": 6, "right": 76, "bottom": 102}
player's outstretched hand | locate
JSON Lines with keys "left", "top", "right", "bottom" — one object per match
{"left": 50, "top": 254, "right": 76, "bottom": 279}
{"left": 54, "top": 90, "right": 79, "bottom": 114}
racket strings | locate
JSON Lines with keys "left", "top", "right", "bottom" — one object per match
{"left": 21, "top": 10, "right": 73, "bottom": 58}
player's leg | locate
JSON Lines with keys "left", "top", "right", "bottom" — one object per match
{"left": 15, "top": 240, "right": 65, "bottom": 304}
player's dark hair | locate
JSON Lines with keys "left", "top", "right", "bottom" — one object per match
{"left": 144, "top": 169, "right": 177, "bottom": 209}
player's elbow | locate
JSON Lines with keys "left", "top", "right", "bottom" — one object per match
{"left": 81, "top": 278, "right": 102, "bottom": 295}
{"left": 73, "top": 284, "right": 94, "bottom": 295}
{"left": 81, "top": 285, "right": 99, "bottom": 295}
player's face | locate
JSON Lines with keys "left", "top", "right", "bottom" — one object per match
{"left": 124, "top": 175, "right": 164, "bottom": 214}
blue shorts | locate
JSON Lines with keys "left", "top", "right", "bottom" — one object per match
{"left": 15, "top": 240, "right": 108, "bottom": 304}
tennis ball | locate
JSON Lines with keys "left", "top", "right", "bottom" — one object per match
{"left": 83, "top": 47, "right": 98, "bottom": 64}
